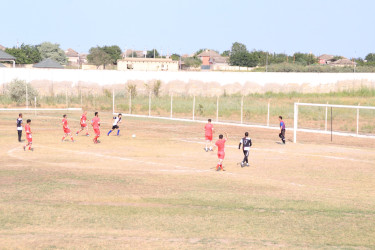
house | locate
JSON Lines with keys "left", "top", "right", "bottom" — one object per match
{"left": 0, "top": 44, "right": 6, "bottom": 51}
{"left": 33, "top": 58, "right": 64, "bottom": 69}
{"left": 65, "top": 48, "right": 79, "bottom": 65}
{"left": 117, "top": 58, "right": 179, "bottom": 71}
{"left": 197, "top": 50, "right": 229, "bottom": 70}
{"left": 330, "top": 58, "right": 356, "bottom": 67}
{"left": 79, "top": 53, "right": 88, "bottom": 65}
{"left": 318, "top": 54, "right": 334, "bottom": 64}
{"left": 0, "top": 50, "right": 16, "bottom": 67}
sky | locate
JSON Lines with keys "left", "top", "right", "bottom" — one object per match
{"left": 2, "top": 0, "right": 374, "bottom": 58}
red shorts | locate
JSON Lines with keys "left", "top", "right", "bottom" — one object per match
{"left": 218, "top": 151, "right": 225, "bottom": 160}
{"left": 80, "top": 123, "right": 87, "bottom": 128}
{"left": 94, "top": 128, "right": 100, "bottom": 136}
{"left": 205, "top": 135, "right": 213, "bottom": 141}
{"left": 64, "top": 128, "right": 71, "bottom": 134}
{"left": 27, "top": 136, "right": 32, "bottom": 143}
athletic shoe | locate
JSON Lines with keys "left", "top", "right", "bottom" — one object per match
{"left": 204, "top": 148, "right": 208, "bottom": 152}
{"left": 209, "top": 148, "right": 213, "bottom": 151}
{"left": 97, "top": 140, "right": 101, "bottom": 143}
{"left": 30, "top": 148, "right": 34, "bottom": 152}
{"left": 23, "top": 146, "right": 26, "bottom": 151}
{"left": 75, "top": 133, "right": 78, "bottom": 136}
{"left": 246, "top": 163, "right": 249, "bottom": 167}
{"left": 240, "top": 162, "right": 245, "bottom": 168}
{"left": 86, "top": 134, "right": 90, "bottom": 136}
{"left": 216, "top": 168, "right": 221, "bottom": 171}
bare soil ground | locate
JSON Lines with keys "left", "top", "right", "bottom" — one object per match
{"left": 0, "top": 111, "right": 374, "bottom": 249}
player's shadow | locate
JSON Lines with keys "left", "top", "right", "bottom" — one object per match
{"left": 275, "top": 141, "right": 284, "bottom": 144}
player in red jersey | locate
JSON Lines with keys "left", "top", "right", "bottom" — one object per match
{"left": 204, "top": 119, "right": 214, "bottom": 152}
{"left": 61, "top": 114, "right": 74, "bottom": 142}
{"left": 23, "top": 119, "right": 33, "bottom": 151}
{"left": 76, "top": 111, "right": 89, "bottom": 136}
{"left": 214, "top": 132, "right": 228, "bottom": 171}
{"left": 91, "top": 112, "right": 101, "bottom": 144}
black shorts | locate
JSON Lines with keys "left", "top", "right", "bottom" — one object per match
{"left": 112, "top": 125, "right": 119, "bottom": 130}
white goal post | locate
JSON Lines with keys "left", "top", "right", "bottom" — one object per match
{"left": 294, "top": 103, "right": 375, "bottom": 143}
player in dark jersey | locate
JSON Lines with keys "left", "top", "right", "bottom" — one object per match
{"left": 238, "top": 132, "right": 252, "bottom": 167}
{"left": 17, "top": 113, "right": 23, "bottom": 142}
{"left": 279, "top": 116, "right": 286, "bottom": 144}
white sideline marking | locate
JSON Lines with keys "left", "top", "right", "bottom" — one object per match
{"left": 177, "top": 139, "right": 375, "bottom": 164}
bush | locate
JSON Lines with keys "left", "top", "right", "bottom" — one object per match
{"left": 6, "top": 79, "right": 38, "bottom": 105}
{"left": 126, "top": 83, "right": 137, "bottom": 98}
{"left": 153, "top": 80, "right": 162, "bottom": 97}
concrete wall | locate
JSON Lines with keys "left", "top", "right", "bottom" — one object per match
{"left": 1, "top": 68, "right": 375, "bottom": 96}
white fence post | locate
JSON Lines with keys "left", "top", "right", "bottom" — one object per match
{"left": 192, "top": 96, "right": 195, "bottom": 121}
{"left": 240, "top": 96, "right": 244, "bottom": 124}
{"left": 267, "top": 101, "right": 270, "bottom": 127}
{"left": 112, "top": 89, "right": 115, "bottom": 114}
{"left": 148, "top": 91, "right": 151, "bottom": 116}
{"left": 170, "top": 94, "right": 173, "bottom": 118}
{"left": 357, "top": 103, "right": 360, "bottom": 136}
{"left": 129, "top": 90, "right": 132, "bottom": 114}
{"left": 216, "top": 96, "right": 219, "bottom": 122}
{"left": 294, "top": 103, "right": 298, "bottom": 143}
{"left": 25, "top": 84, "right": 28, "bottom": 109}
{"left": 325, "top": 102, "right": 328, "bottom": 131}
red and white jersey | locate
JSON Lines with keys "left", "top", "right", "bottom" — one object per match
{"left": 204, "top": 123, "right": 213, "bottom": 136}
{"left": 215, "top": 138, "right": 226, "bottom": 153}
{"left": 62, "top": 118, "right": 69, "bottom": 129}
{"left": 80, "top": 114, "right": 87, "bottom": 125}
{"left": 25, "top": 124, "right": 32, "bottom": 138}
{"left": 92, "top": 117, "right": 100, "bottom": 129}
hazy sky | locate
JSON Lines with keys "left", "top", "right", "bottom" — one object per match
{"left": 2, "top": 0, "right": 374, "bottom": 58}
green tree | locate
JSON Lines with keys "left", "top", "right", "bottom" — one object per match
{"left": 221, "top": 50, "right": 230, "bottom": 57}
{"left": 5, "top": 44, "right": 41, "bottom": 64}
{"left": 171, "top": 54, "right": 180, "bottom": 61}
{"left": 38, "top": 42, "right": 67, "bottom": 64}
{"left": 183, "top": 57, "right": 202, "bottom": 67}
{"left": 293, "top": 52, "right": 317, "bottom": 65}
{"left": 365, "top": 53, "right": 375, "bottom": 62}
{"left": 102, "top": 45, "right": 122, "bottom": 65}
{"left": 231, "top": 42, "right": 248, "bottom": 54}
{"left": 6, "top": 79, "right": 38, "bottom": 104}
{"left": 230, "top": 52, "right": 258, "bottom": 67}
{"left": 146, "top": 49, "right": 159, "bottom": 58}
{"left": 87, "top": 47, "right": 112, "bottom": 69}
{"left": 229, "top": 42, "right": 259, "bottom": 67}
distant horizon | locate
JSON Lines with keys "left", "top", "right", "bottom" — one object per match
{"left": 2, "top": 0, "right": 374, "bottom": 59}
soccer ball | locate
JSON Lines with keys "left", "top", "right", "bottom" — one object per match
{"left": 132, "top": 134, "right": 136, "bottom": 138}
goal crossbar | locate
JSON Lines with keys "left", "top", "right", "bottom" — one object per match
{"left": 297, "top": 103, "right": 375, "bottom": 110}
{"left": 294, "top": 102, "right": 375, "bottom": 143}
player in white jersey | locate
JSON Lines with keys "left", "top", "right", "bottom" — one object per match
{"left": 238, "top": 132, "right": 252, "bottom": 167}
{"left": 107, "top": 113, "right": 122, "bottom": 136}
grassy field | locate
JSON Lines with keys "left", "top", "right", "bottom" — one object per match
{"left": 0, "top": 110, "right": 374, "bottom": 249}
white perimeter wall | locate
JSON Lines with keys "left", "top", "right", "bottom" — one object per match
{"left": 1, "top": 68, "right": 375, "bottom": 95}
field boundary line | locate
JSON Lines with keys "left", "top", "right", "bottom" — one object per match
{"left": 123, "top": 114, "right": 375, "bottom": 140}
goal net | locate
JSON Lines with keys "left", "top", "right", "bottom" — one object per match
{"left": 293, "top": 103, "right": 375, "bottom": 143}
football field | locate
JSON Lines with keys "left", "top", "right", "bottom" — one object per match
{"left": 0, "top": 111, "right": 374, "bottom": 249}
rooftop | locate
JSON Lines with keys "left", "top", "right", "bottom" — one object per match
{"left": 33, "top": 58, "right": 64, "bottom": 68}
